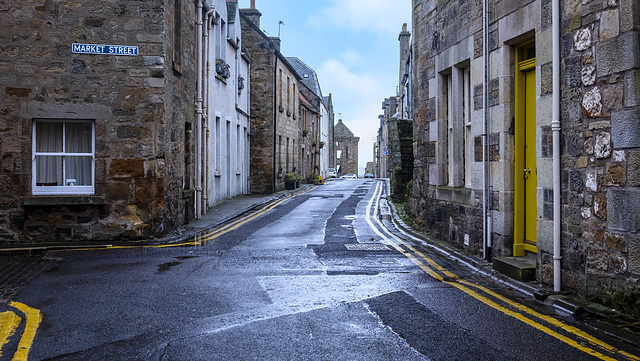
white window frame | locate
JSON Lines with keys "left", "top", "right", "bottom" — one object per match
{"left": 32, "top": 119, "right": 95, "bottom": 195}
{"left": 447, "top": 74, "right": 454, "bottom": 187}
{"left": 463, "top": 68, "right": 472, "bottom": 188}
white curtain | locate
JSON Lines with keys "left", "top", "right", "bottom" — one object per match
{"left": 65, "top": 123, "right": 92, "bottom": 186}
{"left": 35, "top": 123, "right": 63, "bottom": 185}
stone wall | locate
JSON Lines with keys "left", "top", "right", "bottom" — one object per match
{"left": 240, "top": 9, "right": 279, "bottom": 194}
{"left": 410, "top": 0, "right": 486, "bottom": 256}
{"left": 0, "top": 0, "right": 196, "bottom": 243}
{"left": 560, "top": 0, "right": 640, "bottom": 301}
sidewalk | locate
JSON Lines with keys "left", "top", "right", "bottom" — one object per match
{"left": 0, "top": 184, "right": 313, "bottom": 254}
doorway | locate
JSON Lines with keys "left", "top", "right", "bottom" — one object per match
{"left": 514, "top": 41, "right": 538, "bottom": 256}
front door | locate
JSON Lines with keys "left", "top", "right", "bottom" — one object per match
{"left": 514, "top": 42, "right": 537, "bottom": 256}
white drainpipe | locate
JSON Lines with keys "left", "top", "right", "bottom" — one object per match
{"left": 203, "top": 8, "right": 214, "bottom": 212}
{"left": 195, "top": 0, "right": 203, "bottom": 219}
{"left": 483, "top": 0, "right": 492, "bottom": 261}
{"left": 552, "top": 0, "right": 562, "bottom": 292}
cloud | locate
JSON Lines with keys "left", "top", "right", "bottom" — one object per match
{"left": 306, "top": 0, "right": 411, "bottom": 36}
{"left": 317, "top": 59, "right": 395, "bottom": 168}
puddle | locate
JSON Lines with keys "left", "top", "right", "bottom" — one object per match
{"left": 157, "top": 261, "right": 181, "bottom": 273}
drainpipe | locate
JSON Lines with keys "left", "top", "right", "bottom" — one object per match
{"left": 483, "top": 0, "right": 492, "bottom": 261}
{"left": 195, "top": 0, "right": 204, "bottom": 219}
{"left": 203, "top": 8, "right": 214, "bottom": 212}
{"left": 273, "top": 53, "right": 279, "bottom": 194}
{"left": 552, "top": 0, "right": 562, "bottom": 292}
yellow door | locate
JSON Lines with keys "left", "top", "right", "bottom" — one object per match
{"left": 524, "top": 69, "right": 537, "bottom": 252}
{"left": 514, "top": 41, "right": 537, "bottom": 256}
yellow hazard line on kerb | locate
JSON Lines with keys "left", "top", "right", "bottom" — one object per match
{"left": 0, "top": 310, "right": 21, "bottom": 358}
{"left": 368, "top": 181, "right": 639, "bottom": 361}
{"left": 68, "top": 188, "right": 313, "bottom": 252}
{"left": 0, "top": 302, "right": 41, "bottom": 361}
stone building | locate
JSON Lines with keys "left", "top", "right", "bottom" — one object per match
{"left": 410, "top": 0, "right": 640, "bottom": 306}
{"left": 0, "top": 0, "right": 207, "bottom": 243}
{"left": 298, "top": 91, "right": 321, "bottom": 181}
{"left": 334, "top": 118, "right": 359, "bottom": 176}
{"left": 287, "top": 57, "right": 331, "bottom": 181}
{"left": 202, "top": 0, "right": 251, "bottom": 214}
{"left": 376, "top": 23, "right": 414, "bottom": 193}
{"left": 240, "top": 4, "right": 300, "bottom": 193}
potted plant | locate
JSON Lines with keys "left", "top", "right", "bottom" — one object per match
{"left": 284, "top": 172, "right": 300, "bottom": 190}
{"left": 302, "top": 129, "right": 309, "bottom": 137}
{"left": 308, "top": 173, "right": 318, "bottom": 185}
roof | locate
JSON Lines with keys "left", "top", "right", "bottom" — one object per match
{"left": 334, "top": 118, "right": 356, "bottom": 139}
{"left": 286, "top": 57, "right": 322, "bottom": 99}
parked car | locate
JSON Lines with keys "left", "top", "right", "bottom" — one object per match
{"left": 363, "top": 173, "right": 374, "bottom": 178}
{"left": 327, "top": 168, "right": 337, "bottom": 178}
{"left": 340, "top": 173, "right": 357, "bottom": 179}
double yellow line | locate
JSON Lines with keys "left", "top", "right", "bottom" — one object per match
{"left": 0, "top": 302, "right": 41, "bottom": 361}
{"left": 71, "top": 189, "right": 312, "bottom": 252}
{"left": 368, "top": 181, "right": 639, "bottom": 361}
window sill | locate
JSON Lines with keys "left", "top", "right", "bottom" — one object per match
{"left": 434, "top": 186, "right": 474, "bottom": 205}
{"left": 20, "top": 195, "right": 105, "bottom": 206}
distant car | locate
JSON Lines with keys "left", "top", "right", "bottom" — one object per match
{"left": 327, "top": 168, "right": 337, "bottom": 178}
{"left": 363, "top": 173, "right": 374, "bottom": 178}
{"left": 340, "top": 173, "right": 357, "bottom": 179}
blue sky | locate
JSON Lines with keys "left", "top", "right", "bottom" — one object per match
{"left": 237, "top": 0, "right": 412, "bottom": 173}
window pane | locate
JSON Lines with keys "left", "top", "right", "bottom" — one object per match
{"left": 66, "top": 122, "right": 92, "bottom": 153}
{"left": 65, "top": 156, "right": 92, "bottom": 186}
{"left": 36, "top": 123, "right": 63, "bottom": 152}
{"left": 35, "top": 155, "right": 63, "bottom": 186}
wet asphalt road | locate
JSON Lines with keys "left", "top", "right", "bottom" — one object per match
{"left": 1, "top": 179, "right": 637, "bottom": 360}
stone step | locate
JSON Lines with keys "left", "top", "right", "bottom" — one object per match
{"left": 493, "top": 256, "right": 537, "bottom": 282}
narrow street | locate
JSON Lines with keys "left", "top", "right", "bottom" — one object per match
{"left": 1, "top": 179, "right": 639, "bottom": 360}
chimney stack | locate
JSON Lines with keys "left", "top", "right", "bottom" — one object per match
{"left": 240, "top": 2, "right": 262, "bottom": 28}
{"left": 269, "top": 37, "right": 281, "bottom": 52}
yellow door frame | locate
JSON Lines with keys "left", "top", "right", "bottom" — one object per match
{"left": 514, "top": 41, "right": 538, "bottom": 256}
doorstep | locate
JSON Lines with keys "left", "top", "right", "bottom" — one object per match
{"left": 493, "top": 255, "right": 537, "bottom": 282}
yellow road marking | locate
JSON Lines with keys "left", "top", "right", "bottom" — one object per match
{"left": 0, "top": 311, "right": 21, "bottom": 358}
{"left": 458, "top": 279, "right": 640, "bottom": 361}
{"left": 64, "top": 189, "right": 313, "bottom": 252}
{"left": 9, "top": 302, "right": 41, "bottom": 361}
{"left": 368, "top": 181, "right": 637, "bottom": 360}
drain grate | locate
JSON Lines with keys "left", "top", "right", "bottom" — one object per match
{"left": 344, "top": 243, "right": 390, "bottom": 251}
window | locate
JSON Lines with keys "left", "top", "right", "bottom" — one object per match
{"left": 286, "top": 76, "right": 290, "bottom": 115}
{"left": 278, "top": 69, "right": 283, "bottom": 109}
{"left": 444, "top": 66, "right": 471, "bottom": 188}
{"left": 32, "top": 120, "right": 94, "bottom": 195}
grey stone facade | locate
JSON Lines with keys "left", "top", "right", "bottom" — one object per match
{"left": 334, "top": 119, "right": 359, "bottom": 176}
{"left": 0, "top": 0, "right": 198, "bottom": 243}
{"left": 240, "top": 7, "right": 300, "bottom": 193}
{"left": 410, "top": 0, "right": 640, "bottom": 306}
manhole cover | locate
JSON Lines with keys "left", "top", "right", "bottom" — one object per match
{"left": 344, "top": 243, "right": 390, "bottom": 251}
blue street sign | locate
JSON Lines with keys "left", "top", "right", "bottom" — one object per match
{"left": 72, "top": 43, "right": 139, "bottom": 56}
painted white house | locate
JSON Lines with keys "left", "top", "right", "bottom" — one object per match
{"left": 202, "top": 0, "right": 251, "bottom": 213}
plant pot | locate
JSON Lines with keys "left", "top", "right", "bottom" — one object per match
{"left": 285, "top": 181, "right": 296, "bottom": 190}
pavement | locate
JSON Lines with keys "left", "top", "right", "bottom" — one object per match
{"left": 1, "top": 179, "right": 639, "bottom": 347}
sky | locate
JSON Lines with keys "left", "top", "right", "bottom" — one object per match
{"left": 237, "top": 0, "right": 412, "bottom": 175}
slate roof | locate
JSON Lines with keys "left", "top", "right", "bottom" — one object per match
{"left": 286, "top": 57, "right": 323, "bottom": 99}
